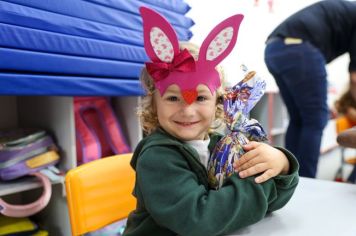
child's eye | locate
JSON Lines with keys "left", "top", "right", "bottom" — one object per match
{"left": 197, "top": 96, "right": 207, "bottom": 102}
{"left": 167, "top": 96, "right": 179, "bottom": 102}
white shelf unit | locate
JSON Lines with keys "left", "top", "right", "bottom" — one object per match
{"left": 0, "top": 95, "right": 141, "bottom": 235}
{"left": 250, "top": 92, "right": 289, "bottom": 147}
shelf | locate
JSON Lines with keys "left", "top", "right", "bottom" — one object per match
{"left": 0, "top": 175, "right": 64, "bottom": 197}
{"left": 0, "top": 1, "right": 192, "bottom": 234}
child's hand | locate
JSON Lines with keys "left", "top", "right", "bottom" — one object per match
{"left": 233, "top": 141, "right": 290, "bottom": 184}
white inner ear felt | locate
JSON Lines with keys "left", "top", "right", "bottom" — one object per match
{"left": 150, "top": 27, "right": 174, "bottom": 62}
{"left": 206, "top": 27, "right": 234, "bottom": 61}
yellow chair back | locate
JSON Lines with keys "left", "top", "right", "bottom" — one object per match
{"left": 65, "top": 153, "right": 136, "bottom": 236}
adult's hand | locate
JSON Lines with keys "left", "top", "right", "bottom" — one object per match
{"left": 337, "top": 127, "right": 356, "bottom": 148}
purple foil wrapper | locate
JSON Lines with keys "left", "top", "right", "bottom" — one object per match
{"left": 207, "top": 67, "right": 268, "bottom": 189}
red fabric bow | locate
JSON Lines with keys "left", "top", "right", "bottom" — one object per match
{"left": 145, "top": 48, "right": 196, "bottom": 82}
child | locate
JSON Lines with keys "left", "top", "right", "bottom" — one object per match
{"left": 123, "top": 7, "right": 299, "bottom": 236}
{"left": 335, "top": 88, "right": 356, "bottom": 126}
{"left": 334, "top": 88, "right": 356, "bottom": 149}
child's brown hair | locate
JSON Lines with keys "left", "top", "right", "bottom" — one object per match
{"left": 137, "top": 42, "right": 225, "bottom": 135}
{"left": 335, "top": 89, "right": 356, "bottom": 115}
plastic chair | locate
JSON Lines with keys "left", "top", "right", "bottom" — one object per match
{"left": 65, "top": 153, "right": 136, "bottom": 236}
{"left": 335, "top": 116, "right": 356, "bottom": 182}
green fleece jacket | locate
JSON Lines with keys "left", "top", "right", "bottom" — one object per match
{"left": 123, "top": 129, "right": 299, "bottom": 236}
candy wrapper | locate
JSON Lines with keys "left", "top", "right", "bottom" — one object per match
{"left": 207, "top": 65, "right": 268, "bottom": 189}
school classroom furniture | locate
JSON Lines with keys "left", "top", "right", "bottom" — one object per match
{"left": 0, "top": 0, "right": 193, "bottom": 234}
{"left": 230, "top": 177, "right": 356, "bottom": 235}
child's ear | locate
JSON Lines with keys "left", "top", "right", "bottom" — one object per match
{"left": 217, "top": 94, "right": 224, "bottom": 104}
{"left": 151, "top": 94, "right": 158, "bottom": 113}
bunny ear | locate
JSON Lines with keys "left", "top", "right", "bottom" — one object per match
{"left": 140, "top": 7, "right": 180, "bottom": 63}
{"left": 199, "top": 14, "right": 244, "bottom": 66}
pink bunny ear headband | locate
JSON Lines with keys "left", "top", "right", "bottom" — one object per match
{"left": 140, "top": 7, "right": 244, "bottom": 104}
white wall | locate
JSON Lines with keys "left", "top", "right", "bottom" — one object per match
{"left": 185, "top": 0, "right": 349, "bottom": 104}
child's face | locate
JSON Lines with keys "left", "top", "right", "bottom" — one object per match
{"left": 154, "top": 84, "right": 217, "bottom": 141}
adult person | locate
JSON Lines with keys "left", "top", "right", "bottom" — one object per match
{"left": 264, "top": 0, "right": 356, "bottom": 178}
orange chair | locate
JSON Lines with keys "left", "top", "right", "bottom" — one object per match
{"left": 335, "top": 116, "right": 356, "bottom": 182}
{"left": 65, "top": 153, "right": 136, "bottom": 236}
{"left": 336, "top": 115, "right": 356, "bottom": 134}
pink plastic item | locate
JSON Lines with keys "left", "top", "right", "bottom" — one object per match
{"left": 0, "top": 172, "right": 51, "bottom": 217}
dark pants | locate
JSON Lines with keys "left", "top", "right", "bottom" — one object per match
{"left": 264, "top": 39, "right": 328, "bottom": 178}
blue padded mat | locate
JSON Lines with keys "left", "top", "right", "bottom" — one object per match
{"left": 0, "top": 47, "right": 143, "bottom": 78}
{"left": 0, "top": 73, "right": 145, "bottom": 96}
{"left": 0, "top": 0, "right": 193, "bottom": 96}
{"left": 0, "top": 1, "right": 192, "bottom": 44}
{"left": 0, "top": 23, "right": 148, "bottom": 62}
{"left": 138, "top": 0, "right": 191, "bottom": 14}
{"left": 83, "top": 0, "right": 194, "bottom": 28}
{"left": 2, "top": 0, "right": 192, "bottom": 36}
{"left": 0, "top": 2, "right": 144, "bottom": 45}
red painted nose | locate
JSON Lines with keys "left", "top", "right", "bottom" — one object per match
{"left": 182, "top": 89, "right": 197, "bottom": 105}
